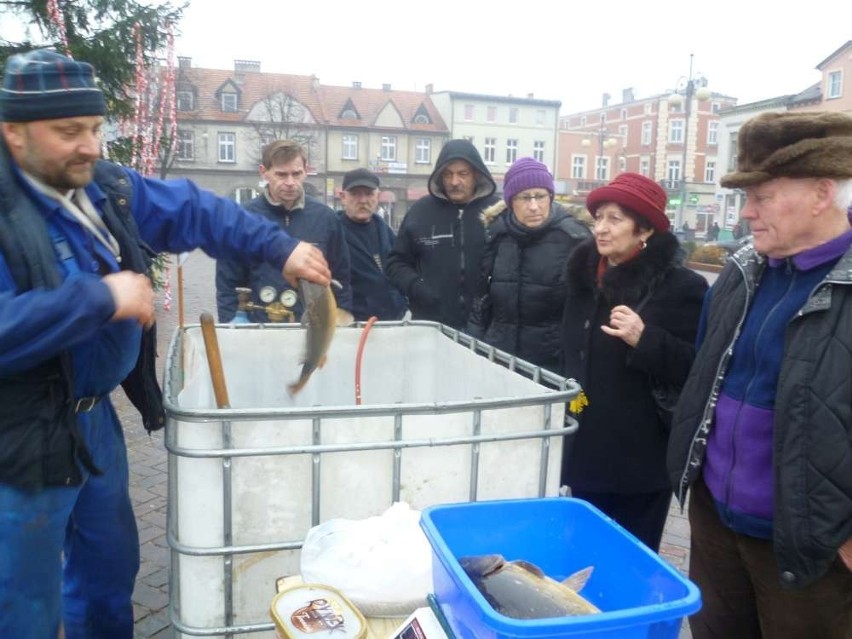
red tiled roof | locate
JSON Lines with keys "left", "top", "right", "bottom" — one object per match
{"left": 318, "top": 84, "right": 447, "bottom": 132}
{"left": 174, "top": 66, "right": 326, "bottom": 123}
{"left": 173, "top": 65, "right": 447, "bottom": 133}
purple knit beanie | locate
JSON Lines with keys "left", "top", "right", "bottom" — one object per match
{"left": 503, "top": 157, "right": 554, "bottom": 205}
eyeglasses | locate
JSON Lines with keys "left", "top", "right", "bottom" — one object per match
{"left": 514, "top": 193, "right": 550, "bottom": 204}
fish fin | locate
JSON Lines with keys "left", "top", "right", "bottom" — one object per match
{"left": 562, "top": 566, "right": 594, "bottom": 593}
{"left": 459, "top": 554, "right": 505, "bottom": 578}
{"left": 511, "top": 559, "right": 546, "bottom": 578}
{"left": 330, "top": 279, "right": 343, "bottom": 291}
{"left": 287, "top": 379, "right": 306, "bottom": 396}
{"left": 335, "top": 308, "right": 354, "bottom": 326}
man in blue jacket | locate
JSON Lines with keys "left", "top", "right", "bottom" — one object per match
{"left": 0, "top": 49, "right": 330, "bottom": 639}
{"left": 337, "top": 168, "right": 406, "bottom": 320}
{"left": 216, "top": 139, "right": 352, "bottom": 322}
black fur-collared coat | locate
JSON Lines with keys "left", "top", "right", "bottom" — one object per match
{"left": 560, "top": 232, "right": 708, "bottom": 494}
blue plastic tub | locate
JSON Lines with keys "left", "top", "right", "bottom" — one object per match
{"left": 420, "top": 497, "right": 701, "bottom": 639}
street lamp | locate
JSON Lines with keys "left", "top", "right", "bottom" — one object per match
{"left": 582, "top": 114, "right": 618, "bottom": 182}
{"left": 668, "top": 54, "right": 711, "bottom": 232}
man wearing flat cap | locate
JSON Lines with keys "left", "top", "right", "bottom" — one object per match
{"left": 0, "top": 49, "right": 331, "bottom": 638}
{"left": 337, "top": 168, "right": 406, "bottom": 320}
{"left": 668, "top": 111, "right": 852, "bottom": 639}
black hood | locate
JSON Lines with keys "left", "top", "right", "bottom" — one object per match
{"left": 428, "top": 139, "right": 496, "bottom": 202}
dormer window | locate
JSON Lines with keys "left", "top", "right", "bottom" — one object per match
{"left": 412, "top": 103, "right": 432, "bottom": 125}
{"left": 176, "top": 86, "right": 196, "bottom": 111}
{"left": 339, "top": 99, "right": 360, "bottom": 120}
{"left": 220, "top": 91, "right": 238, "bottom": 113}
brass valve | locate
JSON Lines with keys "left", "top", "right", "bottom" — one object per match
{"left": 235, "top": 286, "right": 297, "bottom": 323}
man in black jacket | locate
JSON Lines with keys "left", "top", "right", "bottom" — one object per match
{"left": 337, "top": 168, "right": 406, "bottom": 320}
{"left": 386, "top": 139, "right": 498, "bottom": 329}
{"left": 667, "top": 111, "right": 852, "bottom": 639}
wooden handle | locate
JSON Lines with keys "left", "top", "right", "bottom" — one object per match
{"left": 200, "top": 312, "right": 230, "bottom": 409}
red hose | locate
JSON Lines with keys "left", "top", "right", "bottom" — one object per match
{"left": 355, "top": 316, "right": 378, "bottom": 405}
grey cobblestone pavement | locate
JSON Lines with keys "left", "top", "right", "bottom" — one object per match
{"left": 124, "top": 250, "right": 698, "bottom": 638}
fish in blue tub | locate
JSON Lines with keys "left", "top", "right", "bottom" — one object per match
{"left": 459, "top": 554, "right": 601, "bottom": 619}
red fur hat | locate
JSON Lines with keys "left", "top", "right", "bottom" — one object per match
{"left": 586, "top": 172, "right": 670, "bottom": 233}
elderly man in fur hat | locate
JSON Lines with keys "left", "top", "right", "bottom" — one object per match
{"left": 668, "top": 111, "right": 852, "bottom": 639}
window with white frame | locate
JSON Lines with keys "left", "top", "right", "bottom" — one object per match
{"left": 828, "top": 70, "right": 843, "bottom": 99}
{"left": 667, "top": 159, "right": 682, "bottom": 182}
{"left": 670, "top": 119, "right": 684, "bottom": 143}
{"left": 535, "top": 109, "right": 545, "bottom": 126}
{"left": 342, "top": 134, "right": 358, "bottom": 160}
{"left": 711, "top": 102, "right": 721, "bottom": 114}
{"left": 415, "top": 138, "right": 431, "bottom": 164}
{"left": 505, "top": 139, "right": 518, "bottom": 164}
{"left": 218, "top": 132, "right": 236, "bottom": 163}
{"left": 618, "top": 124, "right": 628, "bottom": 145}
{"left": 580, "top": 115, "right": 587, "bottom": 127}
{"left": 533, "top": 140, "right": 545, "bottom": 162}
{"left": 644, "top": 103, "right": 652, "bottom": 115}
{"left": 509, "top": 108, "right": 519, "bottom": 124}
{"left": 487, "top": 106, "right": 497, "bottom": 122}
{"left": 707, "top": 121, "right": 718, "bottom": 145}
{"left": 484, "top": 137, "right": 496, "bottom": 163}
{"left": 464, "top": 104, "right": 474, "bottom": 121}
{"left": 596, "top": 157, "right": 610, "bottom": 181}
{"left": 220, "top": 91, "right": 238, "bottom": 112}
{"left": 572, "top": 155, "right": 586, "bottom": 179}
{"left": 639, "top": 156, "right": 650, "bottom": 177}
{"left": 380, "top": 136, "right": 397, "bottom": 161}
{"left": 705, "top": 160, "right": 716, "bottom": 183}
{"left": 175, "top": 130, "right": 194, "bottom": 160}
{"left": 641, "top": 121, "right": 652, "bottom": 145}
{"left": 620, "top": 108, "right": 627, "bottom": 120}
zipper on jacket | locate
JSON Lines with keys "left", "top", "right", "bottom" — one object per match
{"left": 676, "top": 256, "right": 754, "bottom": 506}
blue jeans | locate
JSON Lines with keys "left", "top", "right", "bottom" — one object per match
{"left": 0, "top": 401, "right": 140, "bottom": 639}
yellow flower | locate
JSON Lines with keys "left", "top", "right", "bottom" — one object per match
{"left": 569, "top": 390, "right": 589, "bottom": 415}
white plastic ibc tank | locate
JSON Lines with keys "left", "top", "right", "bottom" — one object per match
{"left": 163, "top": 322, "right": 578, "bottom": 638}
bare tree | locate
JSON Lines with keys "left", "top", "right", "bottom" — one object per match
{"left": 246, "top": 81, "right": 320, "bottom": 167}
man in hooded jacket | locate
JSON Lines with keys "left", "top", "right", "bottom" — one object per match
{"left": 386, "top": 139, "right": 498, "bottom": 329}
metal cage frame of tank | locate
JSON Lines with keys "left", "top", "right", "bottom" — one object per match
{"left": 163, "top": 320, "right": 581, "bottom": 637}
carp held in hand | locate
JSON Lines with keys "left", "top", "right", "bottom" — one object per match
{"left": 288, "top": 279, "right": 352, "bottom": 395}
{"left": 459, "top": 554, "right": 601, "bottom": 619}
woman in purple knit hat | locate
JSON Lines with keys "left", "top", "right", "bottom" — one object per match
{"left": 467, "top": 157, "right": 590, "bottom": 373}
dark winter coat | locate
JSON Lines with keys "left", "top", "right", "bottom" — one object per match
{"left": 668, "top": 244, "right": 852, "bottom": 588}
{"left": 560, "top": 233, "right": 708, "bottom": 494}
{"left": 338, "top": 211, "right": 407, "bottom": 321}
{"left": 467, "top": 202, "right": 590, "bottom": 372}
{"left": 385, "top": 140, "right": 499, "bottom": 329}
{"left": 216, "top": 193, "right": 352, "bottom": 322}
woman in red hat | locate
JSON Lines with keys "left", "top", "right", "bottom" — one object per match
{"left": 560, "top": 172, "right": 708, "bottom": 552}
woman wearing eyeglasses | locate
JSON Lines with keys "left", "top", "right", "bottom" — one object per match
{"left": 467, "top": 157, "right": 590, "bottom": 373}
{"left": 559, "top": 172, "right": 708, "bottom": 552}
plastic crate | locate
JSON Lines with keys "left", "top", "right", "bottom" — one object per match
{"left": 420, "top": 497, "right": 701, "bottom": 639}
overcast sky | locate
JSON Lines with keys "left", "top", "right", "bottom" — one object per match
{"left": 171, "top": 0, "right": 850, "bottom": 114}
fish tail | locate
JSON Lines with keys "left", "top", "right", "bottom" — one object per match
{"left": 288, "top": 366, "right": 314, "bottom": 396}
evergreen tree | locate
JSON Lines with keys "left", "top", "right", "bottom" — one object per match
{"left": 0, "top": 0, "right": 184, "bottom": 120}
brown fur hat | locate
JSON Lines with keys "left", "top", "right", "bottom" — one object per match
{"left": 720, "top": 111, "right": 852, "bottom": 188}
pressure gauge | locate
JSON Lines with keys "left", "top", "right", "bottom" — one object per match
{"left": 280, "top": 288, "right": 298, "bottom": 308}
{"left": 259, "top": 286, "right": 277, "bottom": 304}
